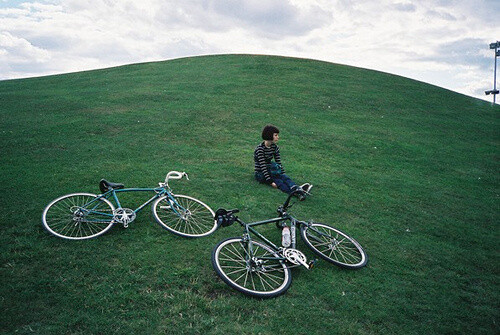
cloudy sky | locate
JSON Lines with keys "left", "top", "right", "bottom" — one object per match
{"left": 0, "top": 0, "right": 498, "bottom": 102}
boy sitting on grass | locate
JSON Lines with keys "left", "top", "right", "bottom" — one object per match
{"left": 254, "top": 124, "right": 312, "bottom": 200}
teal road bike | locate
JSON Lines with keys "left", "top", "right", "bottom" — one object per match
{"left": 212, "top": 187, "right": 367, "bottom": 298}
{"left": 42, "top": 171, "right": 216, "bottom": 240}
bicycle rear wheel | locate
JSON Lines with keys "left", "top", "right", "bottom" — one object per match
{"left": 42, "top": 193, "right": 115, "bottom": 240}
{"left": 301, "top": 222, "right": 367, "bottom": 269}
{"left": 152, "top": 194, "right": 216, "bottom": 238}
{"left": 212, "top": 237, "right": 292, "bottom": 298}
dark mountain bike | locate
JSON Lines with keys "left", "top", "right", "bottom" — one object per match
{"left": 212, "top": 188, "right": 367, "bottom": 298}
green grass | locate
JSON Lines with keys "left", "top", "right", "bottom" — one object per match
{"left": 1, "top": 54, "right": 498, "bottom": 334}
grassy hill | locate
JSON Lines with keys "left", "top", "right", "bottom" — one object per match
{"left": 0, "top": 54, "right": 498, "bottom": 334}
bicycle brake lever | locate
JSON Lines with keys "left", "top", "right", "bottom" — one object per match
{"left": 183, "top": 172, "right": 190, "bottom": 181}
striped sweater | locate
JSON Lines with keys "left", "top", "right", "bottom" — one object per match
{"left": 254, "top": 142, "right": 285, "bottom": 183}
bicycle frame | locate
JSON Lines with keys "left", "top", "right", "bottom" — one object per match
{"left": 105, "top": 188, "right": 165, "bottom": 213}
{"left": 86, "top": 187, "right": 187, "bottom": 220}
{"left": 236, "top": 214, "right": 303, "bottom": 263}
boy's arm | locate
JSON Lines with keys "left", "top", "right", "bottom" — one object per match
{"left": 274, "top": 145, "right": 286, "bottom": 174}
{"left": 255, "top": 147, "right": 273, "bottom": 184}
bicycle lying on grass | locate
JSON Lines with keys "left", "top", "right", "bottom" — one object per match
{"left": 212, "top": 187, "right": 367, "bottom": 298}
{"left": 42, "top": 171, "right": 216, "bottom": 240}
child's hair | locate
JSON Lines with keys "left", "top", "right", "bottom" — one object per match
{"left": 262, "top": 125, "right": 279, "bottom": 140}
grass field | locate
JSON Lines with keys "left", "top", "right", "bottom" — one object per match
{"left": 1, "top": 54, "right": 498, "bottom": 334}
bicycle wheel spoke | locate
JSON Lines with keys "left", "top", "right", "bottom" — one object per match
{"left": 261, "top": 269, "right": 285, "bottom": 280}
{"left": 257, "top": 271, "right": 281, "bottom": 288}
{"left": 256, "top": 272, "right": 268, "bottom": 290}
{"left": 243, "top": 270, "right": 250, "bottom": 288}
{"left": 250, "top": 271, "right": 257, "bottom": 291}
{"left": 223, "top": 246, "right": 245, "bottom": 262}
{"left": 224, "top": 267, "right": 248, "bottom": 277}
{"left": 219, "top": 251, "right": 246, "bottom": 264}
{"left": 187, "top": 215, "right": 209, "bottom": 234}
{"left": 218, "top": 256, "right": 246, "bottom": 264}
{"left": 337, "top": 244, "right": 362, "bottom": 263}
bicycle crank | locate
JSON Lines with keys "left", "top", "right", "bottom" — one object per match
{"left": 113, "top": 208, "right": 136, "bottom": 228}
{"left": 283, "top": 248, "right": 313, "bottom": 269}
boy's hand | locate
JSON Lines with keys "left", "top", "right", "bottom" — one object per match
{"left": 271, "top": 182, "right": 278, "bottom": 188}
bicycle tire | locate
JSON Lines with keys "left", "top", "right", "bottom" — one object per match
{"left": 301, "top": 222, "right": 367, "bottom": 269}
{"left": 42, "top": 193, "right": 115, "bottom": 240}
{"left": 212, "top": 237, "right": 292, "bottom": 298}
{"left": 152, "top": 194, "right": 216, "bottom": 238}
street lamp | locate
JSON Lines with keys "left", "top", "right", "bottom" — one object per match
{"left": 485, "top": 41, "right": 499, "bottom": 105}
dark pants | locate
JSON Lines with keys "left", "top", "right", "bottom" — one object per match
{"left": 255, "top": 173, "right": 297, "bottom": 194}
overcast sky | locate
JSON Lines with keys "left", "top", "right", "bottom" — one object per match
{"left": 1, "top": 0, "right": 499, "bottom": 102}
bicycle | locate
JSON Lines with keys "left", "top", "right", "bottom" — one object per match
{"left": 42, "top": 171, "right": 217, "bottom": 240}
{"left": 212, "top": 187, "right": 367, "bottom": 298}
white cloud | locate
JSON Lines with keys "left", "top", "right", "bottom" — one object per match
{"left": 0, "top": 0, "right": 498, "bottom": 102}
{"left": 0, "top": 31, "right": 52, "bottom": 77}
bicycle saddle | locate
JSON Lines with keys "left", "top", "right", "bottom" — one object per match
{"left": 99, "top": 179, "right": 125, "bottom": 193}
{"left": 215, "top": 208, "right": 239, "bottom": 227}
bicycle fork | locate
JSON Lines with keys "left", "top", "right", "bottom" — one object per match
{"left": 159, "top": 195, "right": 190, "bottom": 219}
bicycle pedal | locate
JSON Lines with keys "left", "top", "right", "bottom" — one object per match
{"left": 308, "top": 259, "right": 316, "bottom": 270}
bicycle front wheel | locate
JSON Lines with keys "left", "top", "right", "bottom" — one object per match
{"left": 301, "top": 222, "right": 367, "bottom": 269}
{"left": 152, "top": 194, "right": 216, "bottom": 238}
{"left": 212, "top": 237, "right": 292, "bottom": 298}
{"left": 42, "top": 193, "right": 115, "bottom": 240}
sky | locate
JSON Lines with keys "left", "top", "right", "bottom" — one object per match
{"left": 0, "top": 0, "right": 499, "bottom": 102}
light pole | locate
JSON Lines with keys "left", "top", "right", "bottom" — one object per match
{"left": 485, "top": 41, "right": 499, "bottom": 105}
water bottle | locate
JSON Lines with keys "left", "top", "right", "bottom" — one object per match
{"left": 290, "top": 225, "right": 296, "bottom": 246}
{"left": 282, "top": 226, "right": 291, "bottom": 247}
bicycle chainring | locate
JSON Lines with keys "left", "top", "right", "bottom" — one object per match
{"left": 113, "top": 208, "right": 136, "bottom": 228}
{"left": 283, "top": 248, "right": 307, "bottom": 265}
